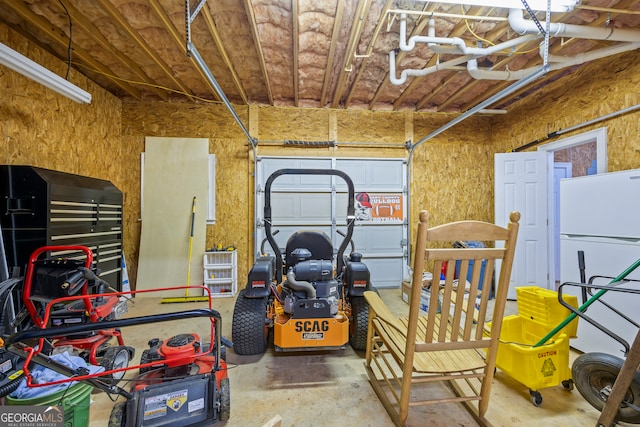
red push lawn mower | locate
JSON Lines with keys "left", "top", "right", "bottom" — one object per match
{"left": 6, "top": 287, "right": 231, "bottom": 427}
{"left": 21, "top": 245, "right": 133, "bottom": 384}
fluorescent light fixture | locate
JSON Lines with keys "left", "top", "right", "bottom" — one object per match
{"left": 0, "top": 42, "right": 92, "bottom": 104}
{"left": 423, "top": 0, "right": 579, "bottom": 12}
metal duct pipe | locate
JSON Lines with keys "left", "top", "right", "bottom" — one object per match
{"left": 187, "top": 42, "right": 255, "bottom": 146}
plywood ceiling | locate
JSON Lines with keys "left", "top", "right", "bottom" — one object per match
{"left": 1, "top": 0, "right": 639, "bottom": 113}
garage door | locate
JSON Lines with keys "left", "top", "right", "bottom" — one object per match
{"left": 255, "top": 157, "right": 407, "bottom": 288}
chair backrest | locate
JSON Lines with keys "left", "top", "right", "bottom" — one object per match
{"left": 407, "top": 210, "right": 520, "bottom": 350}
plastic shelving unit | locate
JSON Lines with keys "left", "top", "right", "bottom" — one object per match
{"left": 203, "top": 250, "right": 237, "bottom": 298}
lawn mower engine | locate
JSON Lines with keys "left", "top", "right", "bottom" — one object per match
{"left": 138, "top": 333, "right": 219, "bottom": 379}
{"left": 32, "top": 259, "right": 128, "bottom": 327}
{"left": 282, "top": 249, "right": 340, "bottom": 317}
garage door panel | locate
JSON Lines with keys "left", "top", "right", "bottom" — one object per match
{"left": 271, "top": 193, "right": 332, "bottom": 221}
{"left": 257, "top": 157, "right": 407, "bottom": 289}
{"left": 262, "top": 225, "right": 333, "bottom": 257}
{"left": 335, "top": 159, "right": 404, "bottom": 190}
{"left": 363, "top": 257, "right": 404, "bottom": 288}
{"left": 348, "top": 225, "right": 403, "bottom": 254}
{"left": 261, "top": 159, "right": 333, "bottom": 190}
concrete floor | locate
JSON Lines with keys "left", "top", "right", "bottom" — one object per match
{"left": 86, "top": 288, "right": 603, "bottom": 426}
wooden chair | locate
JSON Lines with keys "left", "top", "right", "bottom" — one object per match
{"left": 364, "top": 210, "right": 520, "bottom": 426}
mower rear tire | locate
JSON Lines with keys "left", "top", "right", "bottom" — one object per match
{"left": 108, "top": 402, "right": 126, "bottom": 427}
{"left": 232, "top": 289, "right": 269, "bottom": 355}
{"left": 349, "top": 296, "right": 369, "bottom": 351}
{"left": 218, "top": 377, "right": 231, "bottom": 421}
{"left": 100, "top": 346, "right": 131, "bottom": 386}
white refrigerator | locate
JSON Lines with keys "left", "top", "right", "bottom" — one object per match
{"left": 560, "top": 168, "right": 640, "bottom": 356}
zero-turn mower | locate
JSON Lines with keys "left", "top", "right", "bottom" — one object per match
{"left": 232, "top": 168, "right": 373, "bottom": 355}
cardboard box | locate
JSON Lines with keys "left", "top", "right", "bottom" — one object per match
{"left": 401, "top": 272, "right": 433, "bottom": 304}
{"left": 401, "top": 280, "right": 412, "bottom": 303}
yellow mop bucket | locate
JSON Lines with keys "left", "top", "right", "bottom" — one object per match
{"left": 488, "top": 286, "right": 579, "bottom": 405}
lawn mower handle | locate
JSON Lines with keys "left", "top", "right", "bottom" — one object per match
{"left": 263, "top": 168, "right": 356, "bottom": 283}
{"left": 5, "top": 308, "right": 222, "bottom": 347}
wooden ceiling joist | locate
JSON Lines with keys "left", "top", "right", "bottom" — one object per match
{"left": 330, "top": 0, "right": 373, "bottom": 108}
{"left": 320, "top": 0, "right": 345, "bottom": 107}
{"left": 201, "top": 5, "right": 248, "bottom": 104}
{"left": 95, "top": 0, "right": 194, "bottom": 101}
{"left": 243, "top": 0, "right": 273, "bottom": 105}
{"left": 6, "top": 0, "right": 142, "bottom": 100}
{"left": 60, "top": 0, "right": 168, "bottom": 100}
{"left": 148, "top": 0, "right": 221, "bottom": 102}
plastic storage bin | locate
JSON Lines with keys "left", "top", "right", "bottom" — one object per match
{"left": 6, "top": 382, "right": 92, "bottom": 427}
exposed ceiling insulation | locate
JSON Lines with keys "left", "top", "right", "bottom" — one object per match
{"left": 0, "top": 0, "right": 639, "bottom": 113}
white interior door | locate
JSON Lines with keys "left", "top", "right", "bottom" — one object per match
{"left": 495, "top": 152, "right": 550, "bottom": 299}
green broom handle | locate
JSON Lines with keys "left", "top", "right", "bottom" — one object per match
{"left": 533, "top": 257, "right": 640, "bottom": 348}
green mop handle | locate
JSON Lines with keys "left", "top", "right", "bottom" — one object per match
{"left": 533, "top": 258, "right": 640, "bottom": 348}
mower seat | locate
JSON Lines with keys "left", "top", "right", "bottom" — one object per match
{"left": 285, "top": 231, "right": 333, "bottom": 270}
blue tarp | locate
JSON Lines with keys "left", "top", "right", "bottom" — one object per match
{"left": 10, "top": 351, "right": 104, "bottom": 399}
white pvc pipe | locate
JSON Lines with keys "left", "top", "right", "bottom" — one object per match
{"left": 389, "top": 50, "right": 472, "bottom": 85}
{"left": 544, "top": 42, "right": 640, "bottom": 65}
{"left": 399, "top": 14, "right": 540, "bottom": 56}
{"left": 509, "top": 9, "right": 640, "bottom": 42}
{"left": 399, "top": 14, "right": 466, "bottom": 52}
{"left": 468, "top": 41, "right": 640, "bottom": 81}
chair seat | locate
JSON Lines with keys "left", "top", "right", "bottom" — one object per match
{"left": 373, "top": 315, "right": 487, "bottom": 374}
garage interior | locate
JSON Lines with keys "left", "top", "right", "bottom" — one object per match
{"left": 1, "top": 0, "right": 639, "bottom": 426}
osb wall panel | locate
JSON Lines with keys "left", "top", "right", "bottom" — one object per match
{"left": 256, "top": 106, "right": 332, "bottom": 141}
{"left": 409, "top": 114, "right": 494, "bottom": 253}
{"left": 336, "top": 110, "right": 406, "bottom": 143}
{"left": 123, "top": 103, "right": 494, "bottom": 282}
{"left": 492, "top": 50, "right": 640, "bottom": 173}
{"left": 122, "top": 102, "right": 251, "bottom": 283}
{"left": 0, "top": 24, "right": 139, "bottom": 290}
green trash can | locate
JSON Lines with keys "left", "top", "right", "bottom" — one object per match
{"left": 6, "top": 382, "right": 92, "bottom": 427}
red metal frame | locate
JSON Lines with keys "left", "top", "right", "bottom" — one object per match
{"left": 14, "top": 285, "right": 225, "bottom": 391}
{"left": 22, "top": 245, "right": 96, "bottom": 328}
